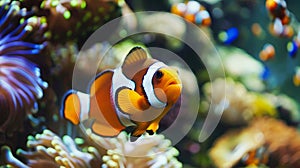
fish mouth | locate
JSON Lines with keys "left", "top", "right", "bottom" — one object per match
{"left": 166, "top": 79, "right": 182, "bottom": 92}
{"left": 168, "top": 80, "right": 178, "bottom": 85}
{"left": 165, "top": 78, "right": 182, "bottom": 88}
{"left": 166, "top": 83, "right": 182, "bottom": 93}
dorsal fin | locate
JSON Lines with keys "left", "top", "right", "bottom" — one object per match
{"left": 122, "top": 47, "right": 148, "bottom": 69}
{"left": 121, "top": 47, "right": 155, "bottom": 79}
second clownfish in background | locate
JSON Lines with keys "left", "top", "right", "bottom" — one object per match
{"left": 61, "top": 47, "right": 182, "bottom": 137}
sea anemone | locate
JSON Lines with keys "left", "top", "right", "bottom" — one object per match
{"left": 1, "top": 129, "right": 182, "bottom": 167}
{"left": 0, "top": 1, "right": 48, "bottom": 138}
{"left": 1, "top": 129, "right": 101, "bottom": 167}
{"left": 0, "top": 56, "right": 47, "bottom": 137}
{"left": 0, "top": 1, "right": 47, "bottom": 57}
{"left": 86, "top": 129, "right": 182, "bottom": 168}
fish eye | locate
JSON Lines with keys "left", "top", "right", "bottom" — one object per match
{"left": 154, "top": 70, "right": 163, "bottom": 79}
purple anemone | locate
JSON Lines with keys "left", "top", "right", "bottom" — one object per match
{"left": 0, "top": 56, "right": 48, "bottom": 135}
{"left": 0, "top": 1, "right": 47, "bottom": 57}
{"left": 0, "top": 1, "right": 48, "bottom": 137}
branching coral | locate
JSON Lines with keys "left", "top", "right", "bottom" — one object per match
{"left": 86, "top": 129, "right": 182, "bottom": 168}
{"left": 209, "top": 117, "right": 300, "bottom": 167}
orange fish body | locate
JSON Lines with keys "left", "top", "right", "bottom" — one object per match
{"left": 61, "top": 47, "right": 182, "bottom": 137}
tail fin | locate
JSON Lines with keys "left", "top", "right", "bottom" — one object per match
{"left": 61, "top": 90, "right": 82, "bottom": 125}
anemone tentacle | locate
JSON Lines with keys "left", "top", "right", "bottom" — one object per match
{"left": 0, "top": 0, "right": 48, "bottom": 137}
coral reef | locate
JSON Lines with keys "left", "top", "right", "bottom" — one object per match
{"left": 1, "top": 0, "right": 300, "bottom": 167}
{"left": 210, "top": 117, "right": 300, "bottom": 167}
{"left": 209, "top": 127, "right": 265, "bottom": 168}
{"left": 202, "top": 78, "right": 277, "bottom": 125}
{"left": 30, "top": 0, "right": 122, "bottom": 44}
{"left": 217, "top": 46, "right": 265, "bottom": 91}
{"left": 251, "top": 118, "right": 300, "bottom": 167}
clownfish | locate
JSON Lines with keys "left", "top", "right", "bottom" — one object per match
{"left": 61, "top": 47, "right": 182, "bottom": 137}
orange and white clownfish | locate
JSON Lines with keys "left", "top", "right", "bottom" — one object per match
{"left": 61, "top": 47, "right": 182, "bottom": 137}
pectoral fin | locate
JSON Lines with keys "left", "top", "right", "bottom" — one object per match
{"left": 116, "top": 88, "right": 149, "bottom": 115}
